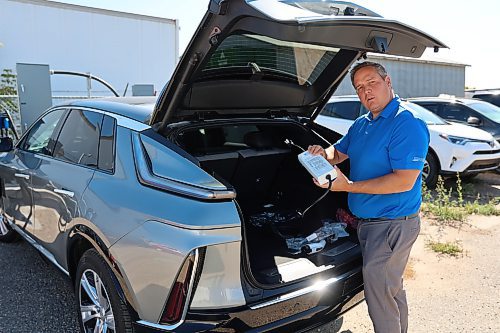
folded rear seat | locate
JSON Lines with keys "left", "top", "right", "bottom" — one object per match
{"left": 230, "top": 131, "right": 290, "bottom": 200}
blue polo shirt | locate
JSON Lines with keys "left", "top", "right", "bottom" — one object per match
{"left": 334, "top": 97, "right": 429, "bottom": 219}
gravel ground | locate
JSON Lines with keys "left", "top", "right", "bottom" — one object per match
{"left": 0, "top": 173, "right": 498, "bottom": 333}
{"left": 314, "top": 214, "right": 500, "bottom": 333}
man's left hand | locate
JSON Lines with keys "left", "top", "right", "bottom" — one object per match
{"left": 312, "top": 166, "right": 352, "bottom": 192}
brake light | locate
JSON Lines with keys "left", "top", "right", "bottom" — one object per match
{"left": 160, "top": 251, "right": 196, "bottom": 324}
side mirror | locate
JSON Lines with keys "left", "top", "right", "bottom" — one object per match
{"left": 467, "top": 116, "right": 481, "bottom": 126}
{"left": 0, "top": 137, "right": 13, "bottom": 152}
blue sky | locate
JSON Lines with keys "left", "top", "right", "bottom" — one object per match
{"left": 58, "top": 0, "right": 499, "bottom": 90}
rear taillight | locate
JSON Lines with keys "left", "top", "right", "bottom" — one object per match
{"left": 160, "top": 250, "right": 197, "bottom": 325}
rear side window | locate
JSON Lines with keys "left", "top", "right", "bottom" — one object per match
{"left": 53, "top": 109, "right": 103, "bottom": 167}
{"left": 321, "top": 101, "right": 360, "bottom": 120}
{"left": 98, "top": 116, "right": 116, "bottom": 173}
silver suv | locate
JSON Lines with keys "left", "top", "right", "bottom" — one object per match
{"left": 0, "top": 1, "right": 445, "bottom": 332}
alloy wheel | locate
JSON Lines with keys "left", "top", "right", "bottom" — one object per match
{"left": 0, "top": 214, "right": 9, "bottom": 236}
{"left": 422, "top": 159, "right": 430, "bottom": 180}
{"left": 79, "top": 269, "right": 116, "bottom": 333}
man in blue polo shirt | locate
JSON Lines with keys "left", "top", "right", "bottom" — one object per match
{"left": 309, "top": 62, "right": 429, "bottom": 333}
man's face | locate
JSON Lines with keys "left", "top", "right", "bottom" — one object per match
{"left": 353, "top": 66, "right": 393, "bottom": 115}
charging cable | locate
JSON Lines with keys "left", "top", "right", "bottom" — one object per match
{"left": 284, "top": 139, "right": 305, "bottom": 152}
{"left": 298, "top": 174, "right": 334, "bottom": 217}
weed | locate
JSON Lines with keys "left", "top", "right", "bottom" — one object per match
{"left": 426, "top": 241, "right": 463, "bottom": 257}
{"left": 421, "top": 174, "right": 499, "bottom": 226}
{"left": 464, "top": 195, "right": 500, "bottom": 216}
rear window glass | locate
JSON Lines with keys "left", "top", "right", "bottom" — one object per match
{"left": 202, "top": 33, "right": 339, "bottom": 86}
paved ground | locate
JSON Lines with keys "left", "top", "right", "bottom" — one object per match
{"left": 0, "top": 240, "right": 80, "bottom": 333}
{"left": 0, "top": 173, "right": 498, "bottom": 333}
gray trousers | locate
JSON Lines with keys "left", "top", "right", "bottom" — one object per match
{"left": 357, "top": 216, "right": 420, "bottom": 333}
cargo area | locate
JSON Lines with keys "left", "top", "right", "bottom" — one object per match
{"left": 171, "top": 120, "right": 361, "bottom": 286}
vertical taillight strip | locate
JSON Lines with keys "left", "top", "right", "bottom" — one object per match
{"left": 159, "top": 248, "right": 201, "bottom": 325}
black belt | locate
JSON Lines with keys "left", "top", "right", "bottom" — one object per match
{"left": 357, "top": 211, "right": 420, "bottom": 222}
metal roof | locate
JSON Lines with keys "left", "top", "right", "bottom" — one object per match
{"left": 367, "top": 53, "right": 469, "bottom": 68}
{"left": 10, "top": 0, "right": 177, "bottom": 25}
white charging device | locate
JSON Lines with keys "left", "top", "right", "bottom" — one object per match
{"left": 298, "top": 151, "right": 337, "bottom": 185}
{"left": 301, "top": 239, "right": 326, "bottom": 255}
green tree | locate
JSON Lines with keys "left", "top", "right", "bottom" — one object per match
{"left": 0, "top": 69, "right": 17, "bottom": 95}
{"left": 0, "top": 68, "right": 19, "bottom": 112}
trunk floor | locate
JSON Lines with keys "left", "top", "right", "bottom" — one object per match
{"left": 246, "top": 224, "right": 359, "bottom": 284}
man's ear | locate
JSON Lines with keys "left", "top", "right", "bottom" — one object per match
{"left": 385, "top": 75, "right": 392, "bottom": 88}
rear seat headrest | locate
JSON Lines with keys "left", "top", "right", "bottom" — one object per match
{"left": 244, "top": 131, "right": 273, "bottom": 149}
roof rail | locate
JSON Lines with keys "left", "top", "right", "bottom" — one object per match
{"left": 437, "top": 94, "right": 456, "bottom": 99}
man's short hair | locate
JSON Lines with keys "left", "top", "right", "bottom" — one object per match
{"left": 350, "top": 61, "right": 388, "bottom": 86}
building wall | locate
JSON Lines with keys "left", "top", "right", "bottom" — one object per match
{"left": 334, "top": 55, "right": 467, "bottom": 98}
{"left": 0, "top": 0, "right": 178, "bottom": 97}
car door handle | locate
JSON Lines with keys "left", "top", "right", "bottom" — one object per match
{"left": 53, "top": 189, "right": 74, "bottom": 198}
{"left": 14, "top": 173, "right": 30, "bottom": 180}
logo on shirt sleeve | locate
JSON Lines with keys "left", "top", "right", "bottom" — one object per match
{"left": 412, "top": 156, "right": 425, "bottom": 163}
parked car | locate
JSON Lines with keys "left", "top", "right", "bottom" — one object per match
{"left": 0, "top": 1, "right": 446, "bottom": 332}
{"left": 316, "top": 96, "right": 500, "bottom": 187}
{"left": 409, "top": 96, "right": 500, "bottom": 142}
{"left": 472, "top": 93, "right": 500, "bottom": 107}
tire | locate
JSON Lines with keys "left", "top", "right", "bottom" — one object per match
{"left": 75, "top": 249, "right": 135, "bottom": 333}
{"left": 0, "top": 204, "right": 19, "bottom": 243}
{"left": 422, "top": 152, "right": 439, "bottom": 188}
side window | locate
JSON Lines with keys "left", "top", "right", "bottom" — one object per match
{"left": 441, "top": 104, "right": 475, "bottom": 122}
{"left": 418, "top": 103, "right": 440, "bottom": 114}
{"left": 320, "top": 104, "right": 335, "bottom": 117}
{"left": 322, "top": 101, "right": 360, "bottom": 120}
{"left": 22, "top": 109, "right": 67, "bottom": 155}
{"left": 53, "top": 109, "right": 103, "bottom": 167}
{"left": 98, "top": 116, "right": 116, "bottom": 173}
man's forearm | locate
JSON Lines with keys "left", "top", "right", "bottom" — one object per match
{"left": 343, "top": 170, "right": 419, "bottom": 194}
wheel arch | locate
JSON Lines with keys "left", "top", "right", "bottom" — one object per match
{"left": 427, "top": 146, "right": 441, "bottom": 172}
{"left": 67, "top": 224, "right": 141, "bottom": 321}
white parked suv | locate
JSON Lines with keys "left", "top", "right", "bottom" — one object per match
{"left": 315, "top": 96, "right": 500, "bottom": 187}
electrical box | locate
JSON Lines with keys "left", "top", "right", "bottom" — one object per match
{"left": 16, "top": 63, "right": 52, "bottom": 133}
{"left": 132, "top": 84, "right": 155, "bottom": 96}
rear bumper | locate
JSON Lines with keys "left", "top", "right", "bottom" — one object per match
{"left": 134, "top": 268, "right": 364, "bottom": 332}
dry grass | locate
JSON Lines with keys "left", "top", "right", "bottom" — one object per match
{"left": 404, "top": 260, "right": 416, "bottom": 280}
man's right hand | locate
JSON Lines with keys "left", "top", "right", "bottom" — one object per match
{"left": 308, "top": 145, "right": 326, "bottom": 158}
